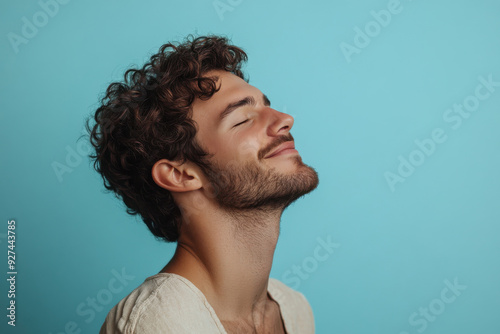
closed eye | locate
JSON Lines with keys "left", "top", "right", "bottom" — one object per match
{"left": 233, "top": 119, "right": 249, "bottom": 128}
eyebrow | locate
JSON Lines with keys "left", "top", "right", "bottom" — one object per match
{"left": 218, "top": 93, "right": 271, "bottom": 122}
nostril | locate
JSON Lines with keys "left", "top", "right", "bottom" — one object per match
{"left": 280, "top": 125, "right": 290, "bottom": 132}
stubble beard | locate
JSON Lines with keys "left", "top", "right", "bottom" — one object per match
{"left": 201, "top": 154, "right": 319, "bottom": 213}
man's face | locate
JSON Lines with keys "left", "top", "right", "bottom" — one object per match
{"left": 190, "top": 70, "right": 319, "bottom": 211}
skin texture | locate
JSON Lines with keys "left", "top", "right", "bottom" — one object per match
{"left": 151, "top": 69, "right": 319, "bottom": 333}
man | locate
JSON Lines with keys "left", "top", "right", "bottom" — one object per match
{"left": 87, "top": 34, "right": 319, "bottom": 333}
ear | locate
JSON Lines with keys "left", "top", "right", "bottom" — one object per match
{"left": 151, "top": 158, "right": 202, "bottom": 193}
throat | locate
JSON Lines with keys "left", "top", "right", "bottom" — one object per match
{"left": 220, "top": 298, "right": 286, "bottom": 334}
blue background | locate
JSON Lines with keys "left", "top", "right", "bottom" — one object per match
{"left": 1, "top": 0, "right": 500, "bottom": 333}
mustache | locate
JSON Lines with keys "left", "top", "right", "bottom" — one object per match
{"left": 259, "top": 133, "right": 294, "bottom": 160}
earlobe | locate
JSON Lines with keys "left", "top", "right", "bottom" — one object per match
{"left": 151, "top": 159, "right": 202, "bottom": 193}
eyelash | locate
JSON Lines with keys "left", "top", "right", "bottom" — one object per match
{"left": 233, "top": 119, "right": 249, "bottom": 128}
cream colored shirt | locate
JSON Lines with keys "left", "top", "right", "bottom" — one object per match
{"left": 99, "top": 273, "right": 314, "bottom": 334}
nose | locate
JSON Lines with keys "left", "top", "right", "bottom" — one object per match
{"left": 266, "top": 107, "right": 294, "bottom": 136}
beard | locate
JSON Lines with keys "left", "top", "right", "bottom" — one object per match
{"left": 199, "top": 153, "right": 319, "bottom": 212}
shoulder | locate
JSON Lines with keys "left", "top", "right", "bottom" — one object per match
{"left": 268, "top": 278, "right": 315, "bottom": 334}
{"left": 99, "top": 273, "right": 225, "bottom": 334}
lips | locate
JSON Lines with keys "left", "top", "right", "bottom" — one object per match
{"left": 265, "top": 141, "right": 295, "bottom": 159}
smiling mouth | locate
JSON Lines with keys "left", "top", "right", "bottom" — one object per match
{"left": 265, "top": 141, "right": 298, "bottom": 159}
{"left": 267, "top": 148, "right": 299, "bottom": 158}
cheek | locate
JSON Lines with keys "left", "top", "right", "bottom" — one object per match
{"left": 236, "top": 139, "right": 260, "bottom": 158}
{"left": 211, "top": 138, "right": 261, "bottom": 166}
{"left": 195, "top": 127, "right": 219, "bottom": 154}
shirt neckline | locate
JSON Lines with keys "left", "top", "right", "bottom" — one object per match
{"left": 145, "top": 272, "right": 289, "bottom": 334}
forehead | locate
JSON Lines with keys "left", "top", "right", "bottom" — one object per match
{"left": 190, "top": 70, "right": 260, "bottom": 122}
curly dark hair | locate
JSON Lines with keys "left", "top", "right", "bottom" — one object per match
{"left": 85, "top": 34, "right": 248, "bottom": 243}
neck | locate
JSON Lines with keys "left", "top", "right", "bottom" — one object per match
{"left": 160, "top": 205, "right": 283, "bottom": 321}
